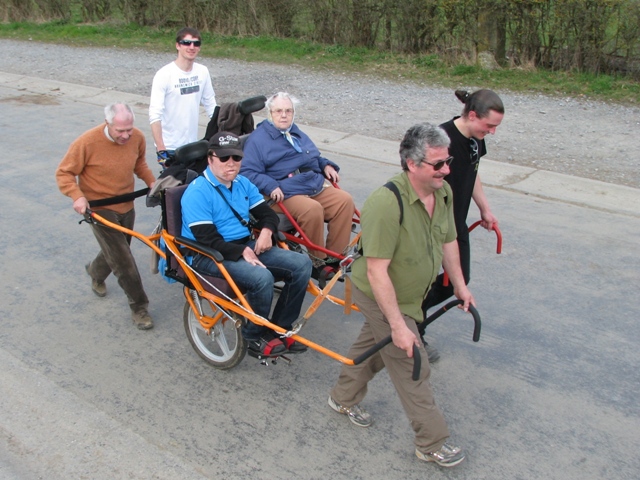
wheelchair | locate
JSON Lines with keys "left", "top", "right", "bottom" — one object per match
{"left": 82, "top": 97, "right": 483, "bottom": 371}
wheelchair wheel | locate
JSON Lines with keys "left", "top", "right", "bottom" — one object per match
{"left": 183, "top": 294, "right": 247, "bottom": 369}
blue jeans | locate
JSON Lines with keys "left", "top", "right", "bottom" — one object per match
{"left": 192, "top": 242, "right": 312, "bottom": 340}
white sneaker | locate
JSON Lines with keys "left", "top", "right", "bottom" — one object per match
{"left": 416, "top": 442, "right": 465, "bottom": 467}
{"left": 327, "top": 396, "right": 373, "bottom": 427}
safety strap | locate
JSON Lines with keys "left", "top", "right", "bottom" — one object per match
{"left": 88, "top": 188, "right": 150, "bottom": 208}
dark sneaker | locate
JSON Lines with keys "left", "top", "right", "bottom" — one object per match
{"left": 85, "top": 263, "right": 107, "bottom": 297}
{"left": 416, "top": 442, "right": 465, "bottom": 467}
{"left": 281, "top": 336, "right": 308, "bottom": 353}
{"left": 420, "top": 336, "right": 440, "bottom": 364}
{"left": 131, "top": 310, "right": 154, "bottom": 330}
{"left": 247, "top": 336, "right": 286, "bottom": 357}
{"left": 327, "top": 396, "right": 372, "bottom": 427}
{"left": 311, "top": 265, "right": 336, "bottom": 282}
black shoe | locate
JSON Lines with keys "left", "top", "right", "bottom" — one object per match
{"left": 311, "top": 265, "right": 335, "bottom": 281}
{"left": 246, "top": 335, "right": 286, "bottom": 357}
{"left": 281, "top": 336, "right": 308, "bottom": 353}
{"left": 421, "top": 337, "right": 441, "bottom": 364}
{"left": 325, "top": 259, "right": 350, "bottom": 273}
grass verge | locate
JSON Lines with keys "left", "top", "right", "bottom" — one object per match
{"left": 1, "top": 21, "right": 638, "bottom": 105}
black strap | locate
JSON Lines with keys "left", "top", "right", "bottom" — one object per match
{"left": 358, "top": 181, "right": 404, "bottom": 256}
{"left": 384, "top": 181, "right": 403, "bottom": 225}
{"left": 212, "top": 185, "right": 252, "bottom": 231}
{"left": 88, "top": 188, "right": 150, "bottom": 208}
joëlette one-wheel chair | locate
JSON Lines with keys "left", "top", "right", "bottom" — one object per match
{"left": 82, "top": 97, "right": 482, "bottom": 371}
{"left": 86, "top": 175, "right": 484, "bottom": 374}
{"left": 84, "top": 175, "right": 482, "bottom": 372}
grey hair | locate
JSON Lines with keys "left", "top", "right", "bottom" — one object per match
{"left": 266, "top": 92, "right": 300, "bottom": 124}
{"left": 104, "top": 103, "right": 135, "bottom": 124}
{"left": 399, "top": 123, "right": 450, "bottom": 171}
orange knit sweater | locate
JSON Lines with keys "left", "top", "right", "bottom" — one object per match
{"left": 56, "top": 124, "right": 156, "bottom": 214}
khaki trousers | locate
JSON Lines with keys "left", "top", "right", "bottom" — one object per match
{"left": 330, "top": 286, "right": 450, "bottom": 453}
{"left": 273, "top": 185, "right": 355, "bottom": 259}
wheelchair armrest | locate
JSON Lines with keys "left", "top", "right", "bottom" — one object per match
{"left": 174, "top": 235, "right": 224, "bottom": 262}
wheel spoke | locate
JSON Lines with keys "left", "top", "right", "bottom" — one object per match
{"left": 184, "top": 298, "right": 247, "bottom": 369}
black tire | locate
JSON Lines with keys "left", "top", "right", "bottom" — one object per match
{"left": 183, "top": 294, "right": 247, "bottom": 369}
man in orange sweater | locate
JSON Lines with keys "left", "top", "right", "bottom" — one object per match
{"left": 56, "top": 103, "right": 157, "bottom": 330}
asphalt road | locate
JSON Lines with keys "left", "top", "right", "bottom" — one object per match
{"left": 0, "top": 76, "right": 639, "bottom": 480}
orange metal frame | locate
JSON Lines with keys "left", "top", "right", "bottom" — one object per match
{"left": 90, "top": 211, "right": 361, "bottom": 366}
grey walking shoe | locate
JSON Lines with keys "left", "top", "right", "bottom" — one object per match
{"left": 131, "top": 310, "right": 154, "bottom": 330}
{"left": 327, "top": 396, "right": 372, "bottom": 428}
{"left": 416, "top": 442, "right": 465, "bottom": 467}
{"left": 85, "top": 263, "right": 107, "bottom": 297}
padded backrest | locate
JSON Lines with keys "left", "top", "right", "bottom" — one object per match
{"left": 164, "top": 184, "right": 189, "bottom": 237}
{"left": 162, "top": 183, "right": 240, "bottom": 297}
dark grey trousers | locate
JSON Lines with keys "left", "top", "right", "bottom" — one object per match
{"left": 86, "top": 208, "right": 149, "bottom": 314}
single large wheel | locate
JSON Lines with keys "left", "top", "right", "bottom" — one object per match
{"left": 183, "top": 294, "right": 247, "bottom": 369}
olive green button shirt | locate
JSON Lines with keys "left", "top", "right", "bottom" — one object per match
{"left": 351, "top": 172, "right": 457, "bottom": 322}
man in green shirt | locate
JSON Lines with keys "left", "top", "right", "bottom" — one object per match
{"left": 327, "top": 123, "right": 475, "bottom": 468}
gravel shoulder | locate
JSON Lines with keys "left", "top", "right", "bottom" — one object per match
{"left": 2, "top": 39, "right": 639, "bottom": 188}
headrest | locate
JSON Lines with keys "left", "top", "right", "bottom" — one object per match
{"left": 238, "top": 95, "right": 267, "bottom": 116}
{"left": 173, "top": 140, "right": 208, "bottom": 167}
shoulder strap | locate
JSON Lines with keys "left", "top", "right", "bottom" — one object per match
{"left": 357, "top": 181, "right": 404, "bottom": 257}
{"left": 383, "top": 181, "right": 403, "bottom": 225}
{"left": 212, "top": 185, "right": 251, "bottom": 230}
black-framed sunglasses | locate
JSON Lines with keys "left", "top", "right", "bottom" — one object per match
{"left": 178, "top": 39, "right": 201, "bottom": 47}
{"left": 470, "top": 138, "right": 479, "bottom": 165}
{"left": 210, "top": 153, "right": 242, "bottom": 163}
{"left": 424, "top": 156, "right": 454, "bottom": 171}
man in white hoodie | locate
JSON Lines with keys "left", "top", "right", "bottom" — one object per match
{"left": 149, "top": 27, "right": 217, "bottom": 168}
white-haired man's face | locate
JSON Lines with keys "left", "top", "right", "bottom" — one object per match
{"left": 106, "top": 113, "right": 134, "bottom": 145}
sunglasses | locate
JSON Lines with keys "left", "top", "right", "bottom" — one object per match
{"left": 178, "top": 39, "right": 201, "bottom": 47}
{"left": 423, "top": 156, "right": 454, "bottom": 171}
{"left": 210, "top": 153, "right": 242, "bottom": 163}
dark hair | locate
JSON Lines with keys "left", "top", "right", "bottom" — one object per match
{"left": 399, "top": 123, "right": 450, "bottom": 171}
{"left": 455, "top": 89, "right": 504, "bottom": 119}
{"left": 176, "top": 27, "right": 201, "bottom": 43}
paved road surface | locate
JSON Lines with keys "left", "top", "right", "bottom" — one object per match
{"left": 0, "top": 74, "right": 639, "bottom": 479}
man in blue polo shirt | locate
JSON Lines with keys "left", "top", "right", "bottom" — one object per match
{"left": 181, "top": 132, "right": 312, "bottom": 356}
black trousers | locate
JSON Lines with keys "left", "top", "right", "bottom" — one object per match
{"left": 419, "top": 228, "right": 471, "bottom": 334}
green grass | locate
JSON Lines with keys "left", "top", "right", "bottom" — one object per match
{"left": 2, "top": 21, "right": 639, "bottom": 105}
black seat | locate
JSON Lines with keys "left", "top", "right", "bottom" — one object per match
{"left": 162, "top": 184, "right": 238, "bottom": 297}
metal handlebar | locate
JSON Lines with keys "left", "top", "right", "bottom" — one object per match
{"left": 353, "top": 337, "right": 422, "bottom": 381}
{"left": 442, "top": 221, "right": 502, "bottom": 286}
{"left": 468, "top": 220, "right": 502, "bottom": 254}
{"left": 422, "top": 300, "right": 481, "bottom": 342}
